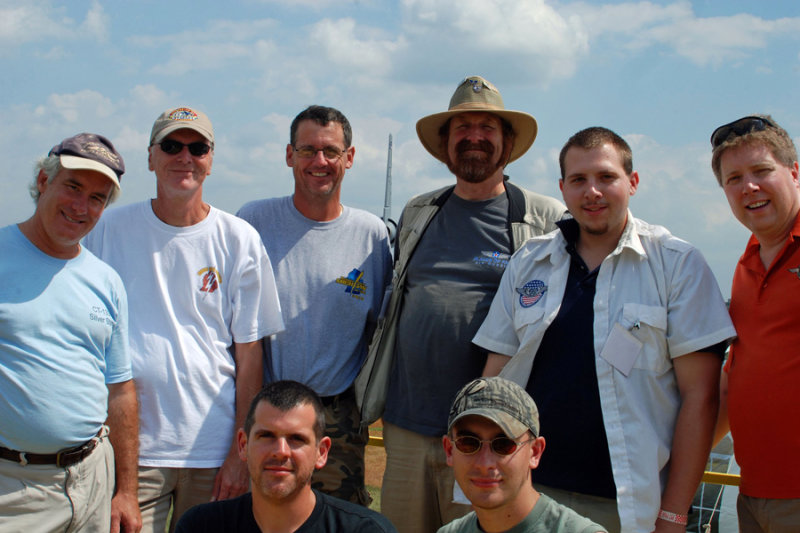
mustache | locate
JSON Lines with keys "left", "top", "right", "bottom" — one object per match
{"left": 263, "top": 459, "right": 294, "bottom": 469}
{"left": 455, "top": 139, "right": 494, "bottom": 155}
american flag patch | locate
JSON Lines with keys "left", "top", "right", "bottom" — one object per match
{"left": 516, "top": 280, "right": 547, "bottom": 308}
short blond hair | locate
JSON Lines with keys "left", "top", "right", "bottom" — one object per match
{"left": 711, "top": 115, "right": 797, "bottom": 186}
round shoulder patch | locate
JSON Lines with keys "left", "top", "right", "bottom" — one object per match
{"left": 515, "top": 279, "right": 547, "bottom": 308}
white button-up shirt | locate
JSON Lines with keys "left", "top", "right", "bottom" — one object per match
{"left": 474, "top": 214, "right": 735, "bottom": 533}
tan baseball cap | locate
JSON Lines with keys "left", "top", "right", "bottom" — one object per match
{"left": 150, "top": 106, "right": 214, "bottom": 145}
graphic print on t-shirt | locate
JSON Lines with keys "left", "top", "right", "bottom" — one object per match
{"left": 473, "top": 250, "right": 510, "bottom": 269}
{"left": 335, "top": 268, "right": 367, "bottom": 300}
{"left": 198, "top": 266, "right": 221, "bottom": 293}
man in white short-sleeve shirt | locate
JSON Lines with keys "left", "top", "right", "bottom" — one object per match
{"left": 84, "top": 107, "right": 284, "bottom": 532}
{"left": 475, "top": 127, "right": 735, "bottom": 533}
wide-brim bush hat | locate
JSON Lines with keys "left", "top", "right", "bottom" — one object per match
{"left": 416, "top": 75, "right": 538, "bottom": 164}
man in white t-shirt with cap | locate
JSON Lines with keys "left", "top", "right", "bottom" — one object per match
{"left": 84, "top": 107, "right": 284, "bottom": 532}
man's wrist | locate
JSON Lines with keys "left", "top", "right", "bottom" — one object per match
{"left": 657, "top": 509, "right": 688, "bottom": 526}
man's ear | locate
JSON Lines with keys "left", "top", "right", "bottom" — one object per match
{"left": 315, "top": 436, "right": 332, "bottom": 470}
{"left": 36, "top": 169, "right": 50, "bottom": 194}
{"left": 286, "top": 144, "right": 295, "bottom": 168}
{"left": 237, "top": 428, "right": 249, "bottom": 462}
{"left": 628, "top": 171, "right": 640, "bottom": 196}
{"left": 442, "top": 435, "right": 455, "bottom": 467}
{"left": 529, "top": 436, "right": 546, "bottom": 470}
{"left": 344, "top": 145, "right": 355, "bottom": 170}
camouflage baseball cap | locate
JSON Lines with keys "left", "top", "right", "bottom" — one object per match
{"left": 448, "top": 377, "right": 539, "bottom": 438}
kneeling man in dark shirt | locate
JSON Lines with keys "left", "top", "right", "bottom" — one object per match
{"left": 176, "top": 380, "right": 397, "bottom": 533}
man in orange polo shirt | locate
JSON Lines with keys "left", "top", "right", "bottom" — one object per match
{"left": 711, "top": 115, "right": 800, "bottom": 533}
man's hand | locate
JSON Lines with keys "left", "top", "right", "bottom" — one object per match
{"left": 111, "top": 491, "right": 142, "bottom": 533}
{"left": 211, "top": 453, "right": 250, "bottom": 501}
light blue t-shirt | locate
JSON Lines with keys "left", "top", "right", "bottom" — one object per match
{"left": 0, "top": 224, "right": 131, "bottom": 453}
{"left": 238, "top": 196, "right": 392, "bottom": 396}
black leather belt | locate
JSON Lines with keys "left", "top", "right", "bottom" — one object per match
{"left": 320, "top": 386, "right": 355, "bottom": 407}
{"left": 0, "top": 436, "right": 100, "bottom": 467}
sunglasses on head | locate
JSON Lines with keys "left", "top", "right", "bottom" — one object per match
{"left": 710, "top": 116, "right": 777, "bottom": 149}
{"left": 157, "top": 139, "right": 212, "bottom": 157}
{"left": 452, "top": 435, "right": 531, "bottom": 456}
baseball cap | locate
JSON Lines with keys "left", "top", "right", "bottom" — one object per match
{"left": 150, "top": 106, "right": 214, "bottom": 145}
{"left": 448, "top": 377, "right": 540, "bottom": 438}
{"left": 48, "top": 133, "right": 124, "bottom": 192}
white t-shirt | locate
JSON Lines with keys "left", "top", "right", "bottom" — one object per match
{"left": 474, "top": 213, "right": 736, "bottom": 533}
{"left": 84, "top": 201, "right": 284, "bottom": 467}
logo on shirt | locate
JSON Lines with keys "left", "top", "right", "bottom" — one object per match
{"left": 89, "top": 306, "right": 115, "bottom": 327}
{"left": 336, "top": 269, "right": 367, "bottom": 300}
{"left": 198, "top": 266, "right": 221, "bottom": 293}
{"left": 789, "top": 265, "right": 800, "bottom": 279}
{"left": 473, "top": 251, "right": 510, "bottom": 269}
{"left": 517, "top": 280, "right": 547, "bottom": 308}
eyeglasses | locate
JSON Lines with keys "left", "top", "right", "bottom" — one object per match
{"left": 157, "top": 139, "right": 212, "bottom": 157}
{"left": 710, "top": 116, "right": 777, "bottom": 149}
{"left": 453, "top": 435, "right": 532, "bottom": 456}
{"left": 293, "top": 145, "right": 347, "bottom": 161}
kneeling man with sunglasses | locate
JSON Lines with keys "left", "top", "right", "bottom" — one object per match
{"left": 440, "top": 377, "right": 607, "bottom": 533}
{"left": 84, "top": 107, "right": 284, "bottom": 531}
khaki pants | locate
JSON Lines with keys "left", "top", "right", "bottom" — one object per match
{"left": 534, "top": 483, "right": 621, "bottom": 533}
{"left": 737, "top": 493, "right": 800, "bottom": 533}
{"left": 138, "top": 466, "right": 218, "bottom": 533}
{"left": 0, "top": 434, "right": 114, "bottom": 532}
{"left": 381, "top": 422, "right": 471, "bottom": 533}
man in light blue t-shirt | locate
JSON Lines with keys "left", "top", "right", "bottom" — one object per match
{"left": 238, "top": 105, "right": 391, "bottom": 506}
{"left": 0, "top": 133, "right": 140, "bottom": 532}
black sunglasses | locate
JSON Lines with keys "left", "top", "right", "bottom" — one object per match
{"left": 453, "top": 435, "right": 531, "bottom": 456}
{"left": 710, "top": 116, "right": 777, "bottom": 149}
{"left": 157, "top": 139, "right": 212, "bottom": 157}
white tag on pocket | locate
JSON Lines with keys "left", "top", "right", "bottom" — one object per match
{"left": 599, "top": 323, "right": 642, "bottom": 377}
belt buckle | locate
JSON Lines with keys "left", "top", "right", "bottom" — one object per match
{"left": 55, "top": 448, "right": 72, "bottom": 468}
{"left": 56, "top": 440, "right": 93, "bottom": 467}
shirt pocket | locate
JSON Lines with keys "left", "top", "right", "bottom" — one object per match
{"left": 621, "top": 303, "right": 670, "bottom": 373}
{"left": 514, "top": 304, "right": 546, "bottom": 338}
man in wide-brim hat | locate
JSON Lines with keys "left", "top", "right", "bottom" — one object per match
{"left": 356, "top": 75, "right": 566, "bottom": 533}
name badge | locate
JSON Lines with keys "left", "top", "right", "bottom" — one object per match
{"left": 599, "top": 323, "right": 642, "bottom": 376}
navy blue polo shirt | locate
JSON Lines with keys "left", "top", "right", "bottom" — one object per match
{"left": 526, "top": 219, "right": 616, "bottom": 498}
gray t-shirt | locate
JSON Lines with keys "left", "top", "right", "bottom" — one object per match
{"left": 437, "top": 494, "right": 608, "bottom": 533}
{"left": 385, "top": 192, "right": 511, "bottom": 436}
{"left": 238, "top": 195, "right": 391, "bottom": 396}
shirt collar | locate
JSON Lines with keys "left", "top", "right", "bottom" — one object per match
{"left": 742, "top": 210, "right": 800, "bottom": 262}
{"left": 555, "top": 210, "right": 646, "bottom": 259}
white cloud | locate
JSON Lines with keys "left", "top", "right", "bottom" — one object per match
{"left": 310, "top": 18, "right": 406, "bottom": 75}
{"left": 0, "top": 0, "right": 109, "bottom": 49}
{"left": 399, "top": 0, "right": 589, "bottom": 86}
{"left": 564, "top": 1, "right": 800, "bottom": 66}
{"left": 33, "top": 89, "right": 114, "bottom": 123}
{"left": 83, "top": 0, "right": 110, "bottom": 42}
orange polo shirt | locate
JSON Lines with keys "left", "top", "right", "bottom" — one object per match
{"left": 726, "top": 212, "right": 800, "bottom": 498}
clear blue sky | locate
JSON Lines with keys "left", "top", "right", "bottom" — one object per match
{"left": 2, "top": 0, "right": 799, "bottom": 295}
